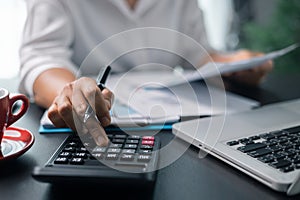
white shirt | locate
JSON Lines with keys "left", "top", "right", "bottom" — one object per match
{"left": 19, "top": 0, "right": 214, "bottom": 100}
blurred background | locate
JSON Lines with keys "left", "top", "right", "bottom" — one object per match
{"left": 0, "top": 0, "right": 26, "bottom": 79}
{"left": 200, "top": 0, "right": 300, "bottom": 73}
{"left": 0, "top": 0, "right": 299, "bottom": 79}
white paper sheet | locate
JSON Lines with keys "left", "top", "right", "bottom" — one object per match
{"left": 146, "top": 43, "right": 299, "bottom": 89}
{"left": 105, "top": 70, "right": 259, "bottom": 125}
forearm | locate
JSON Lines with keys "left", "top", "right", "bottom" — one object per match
{"left": 33, "top": 68, "right": 76, "bottom": 108}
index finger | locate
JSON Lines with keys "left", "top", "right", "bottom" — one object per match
{"left": 78, "top": 78, "right": 111, "bottom": 127}
{"left": 83, "top": 114, "right": 109, "bottom": 147}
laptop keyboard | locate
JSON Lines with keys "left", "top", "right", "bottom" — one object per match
{"left": 227, "top": 125, "right": 300, "bottom": 173}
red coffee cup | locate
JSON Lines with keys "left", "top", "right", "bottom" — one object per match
{"left": 0, "top": 88, "right": 29, "bottom": 146}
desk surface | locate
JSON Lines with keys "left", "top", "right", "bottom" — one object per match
{"left": 1, "top": 73, "right": 300, "bottom": 200}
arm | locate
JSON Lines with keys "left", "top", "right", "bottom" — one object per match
{"left": 20, "top": 0, "right": 113, "bottom": 146}
{"left": 33, "top": 68, "right": 76, "bottom": 109}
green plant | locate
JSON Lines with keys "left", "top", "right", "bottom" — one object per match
{"left": 239, "top": 0, "right": 300, "bottom": 73}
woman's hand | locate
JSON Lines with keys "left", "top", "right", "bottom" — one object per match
{"left": 222, "top": 50, "right": 273, "bottom": 86}
{"left": 47, "top": 77, "right": 114, "bottom": 146}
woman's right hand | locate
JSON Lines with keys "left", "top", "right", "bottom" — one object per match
{"left": 47, "top": 77, "right": 114, "bottom": 146}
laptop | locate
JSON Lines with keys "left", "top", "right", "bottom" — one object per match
{"left": 172, "top": 98, "right": 300, "bottom": 196}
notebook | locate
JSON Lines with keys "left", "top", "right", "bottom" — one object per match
{"left": 172, "top": 98, "right": 300, "bottom": 196}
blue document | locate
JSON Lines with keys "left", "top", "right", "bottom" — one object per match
{"left": 39, "top": 100, "right": 178, "bottom": 134}
{"left": 39, "top": 123, "right": 173, "bottom": 134}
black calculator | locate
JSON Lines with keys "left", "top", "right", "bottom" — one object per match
{"left": 32, "top": 131, "right": 160, "bottom": 187}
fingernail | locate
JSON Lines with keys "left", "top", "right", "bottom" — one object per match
{"left": 97, "top": 135, "right": 108, "bottom": 146}
{"left": 97, "top": 136, "right": 103, "bottom": 146}
{"left": 101, "top": 116, "right": 110, "bottom": 126}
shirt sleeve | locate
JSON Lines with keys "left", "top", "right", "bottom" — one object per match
{"left": 19, "top": 0, "right": 77, "bottom": 102}
{"left": 180, "top": 0, "right": 218, "bottom": 68}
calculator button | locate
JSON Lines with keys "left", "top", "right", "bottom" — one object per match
{"left": 114, "top": 135, "right": 127, "bottom": 139}
{"left": 106, "top": 153, "right": 119, "bottom": 160}
{"left": 73, "top": 152, "right": 88, "bottom": 158}
{"left": 142, "top": 140, "right": 154, "bottom": 146}
{"left": 92, "top": 147, "right": 107, "bottom": 153}
{"left": 59, "top": 152, "right": 72, "bottom": 158}
{"left": 109, "top": 143, "right": 123, "bottom": 148}
{"left": 65, "top": 142, "right": 78, "bottom": 148}
{"left": 120, "top": 154, "right": 135, "bottom": 161}
{"left": 63, "top": 147, "right": 76, "bottom": 152}
{"left": 91, "top": 153, "right": 104, "bottom": 160}
{"left": 107, "top": 148, "right": 122, "bottom": 154}
{"left": 137, "top": 155, "right": 152, "bottom": 162}
{"left": 140, "top": 145, "right": 153, "bottom": 150}
{"left": 128, "top": 135, "right": 141, "bottom": 140}
{"left": 54, "top": 157, "right": 69, "bottom": 164}
{"left": 70, "top": 158, "right": 85, "bottom": 165}
{"left": 126, "top": 139, "right": 139, "bottom": 144}
{"left": 142, "top": 136, "right": 155, "bottom": 141}
{"left": 83, "top": 142, "right": 93, "bottom": 148}
{"left": 77, "top": 147, "right": 88, "bottom": 153}
{"left": 112, "top": 139, "right": 125, "bottom": 144}
{"left": 122, "top": 149, "right": 136, "bottom": 154}
{"left": 139, "top": 150, "right": 152, "bottom": 155}
{"left": 124, "top": 144, "right": 138, "bottom": 149}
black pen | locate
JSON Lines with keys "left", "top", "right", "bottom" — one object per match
{"left": 96, "top": 65, "right": 111, "bottom": 91}
{"left": 83, "top": 65, "right": 111, "bottom": 123}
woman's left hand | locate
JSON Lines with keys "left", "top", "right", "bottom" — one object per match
{"left": 222, "top": 50, "right": 273, "bottom": 86}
